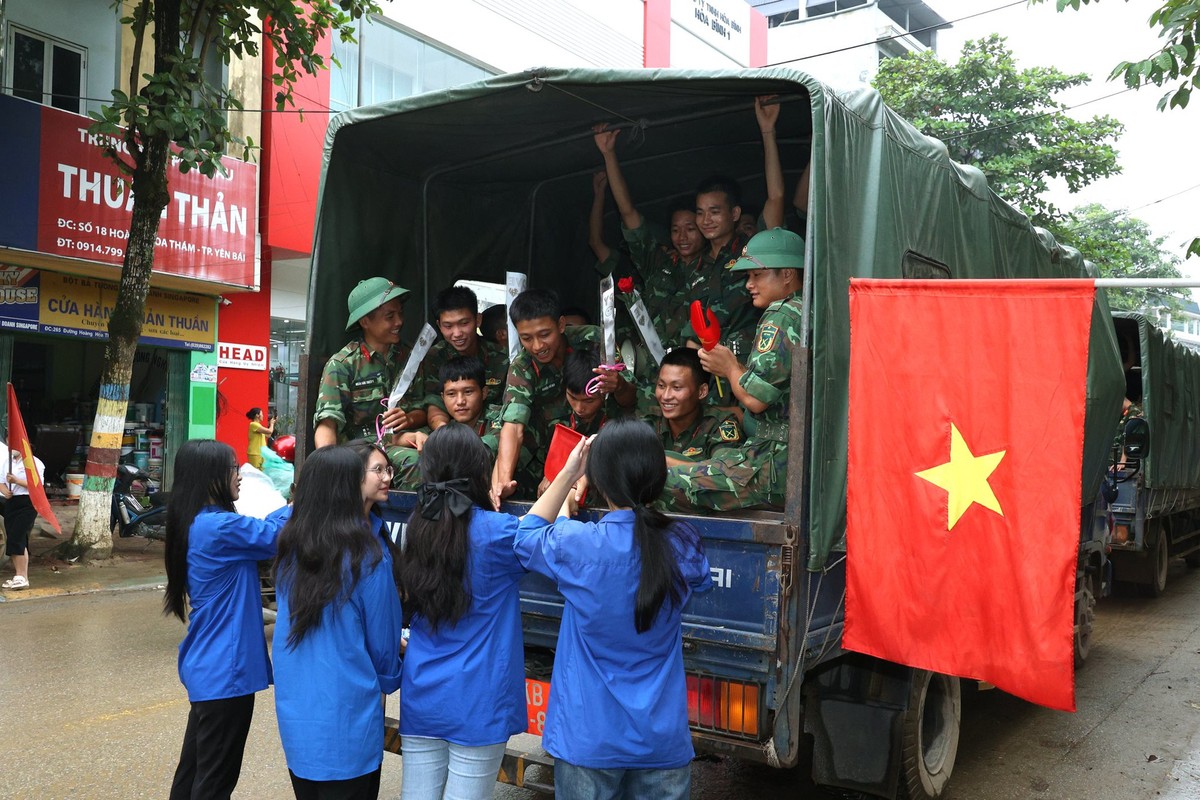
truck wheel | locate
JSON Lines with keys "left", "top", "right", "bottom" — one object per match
{"left": 897, "top": 670, "right": 960, "bottom": 800}
{"left": 1138, "top": 526, "right": 1169, "bottom": 598}
{"left": 1074, "top": 573, "right": 1096, "bottom": 666}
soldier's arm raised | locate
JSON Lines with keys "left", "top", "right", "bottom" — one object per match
{"left": 588, "top": 171, "right": 614, "bottom": 264}
{"left": 594, "top": 127, "right": 642, "bottom": 231}
{"left": 757, "top": 96, "right": 785, "bottom": 230}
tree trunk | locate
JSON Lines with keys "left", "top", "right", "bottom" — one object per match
{"left": 57, "top": 0, "right": 179, "bottom": 561}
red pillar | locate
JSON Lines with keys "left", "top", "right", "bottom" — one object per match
{"left": 644, "top": 0, "right": 671, "bottom": 67}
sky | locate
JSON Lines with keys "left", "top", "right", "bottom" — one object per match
{"left": 922, "top": 0, "right": 1198, "bottom": 269}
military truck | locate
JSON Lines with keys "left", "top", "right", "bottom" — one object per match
{"left": 1105, "top": 312, "right": 1200, "bottom": 597}
{"left": 303, "top": 68, "right": 1126, "bottom": 799}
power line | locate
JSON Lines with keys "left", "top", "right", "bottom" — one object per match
{"left": 939, "top": 86, "right": 1134, "bottom": 142}
{"left": 762, "top": 0, "right": 1027, "bottom": 68}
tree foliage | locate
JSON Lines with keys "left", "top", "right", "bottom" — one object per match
{"left": 1056, "top": 203, "right": 1188, "bottom": 313}
{"left": 872, "top": 34, "right": 1124, "bottom": 228}
{"left": 64, "top": 0, "right": 379, "bottom": 559}
{"left": 1034, "top": 0, "right": 1200, "bottom": 258}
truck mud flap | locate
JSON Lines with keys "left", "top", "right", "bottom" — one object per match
{"left": 803, "top": 655, "right": 909, "bottom": 799}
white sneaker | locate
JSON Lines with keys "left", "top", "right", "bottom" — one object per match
{"left": 1, "top": 576, "right": 29, "bottom": 590}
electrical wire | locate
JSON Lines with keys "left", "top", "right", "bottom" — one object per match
{"left": 761, "top": 0, "right": 1028, "bottom": 68}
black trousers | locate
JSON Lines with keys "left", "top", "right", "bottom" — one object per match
{"left": 289, "top": 768, "right": 381, "bottom": 800}
{"left": 169, "top": 693, "right": 255, "bottom": 800}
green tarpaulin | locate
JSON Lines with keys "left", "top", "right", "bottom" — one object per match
{"left": 308, "top": 67, "right": 1125, "bottom": 571}
{"left": 1113, "top": 312, "right": 1200, "bottom": 490}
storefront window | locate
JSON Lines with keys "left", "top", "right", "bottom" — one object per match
{"left": 330, "top": 17, "right": 491, "bottom": 110}
{"left": 269, "top": 318, "right": 306, "bottom": 437}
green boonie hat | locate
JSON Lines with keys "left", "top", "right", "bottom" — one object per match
{"left": 727, "top": 227, "right": 805, "bottom": 272}
{"left": 345, "top": 277, "right": 410, "bottom": 331}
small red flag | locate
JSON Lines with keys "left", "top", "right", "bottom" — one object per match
{"left": 7, "top": 383, "right": 62, "bottom": 535}
{"left": 845, "top": 279, "right": 1095, "bottom": 712}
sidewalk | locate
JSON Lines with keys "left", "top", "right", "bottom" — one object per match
{"left": 0, "top": 499, "right": 167, "bottom": 603}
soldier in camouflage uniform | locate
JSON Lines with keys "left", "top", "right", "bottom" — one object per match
{"left": 593, "top": 102, "right": 785, "bottom": 405}
{"left": 313, "top": 277, "right": 427, "bottom": 461}
{"left": 660, "top": 228, "right": 804, "bottom": 512}
{"left": 391, "top": 356, "right": 501, "bottom": 490}
{"left": 492, "top": 288, "right": 636, "bottom": 503}
{"left": 646, "top": 348, "right": 742, "bottom": 464}
{"left": 420, "top": 286, "right": 509, "bottom": 429}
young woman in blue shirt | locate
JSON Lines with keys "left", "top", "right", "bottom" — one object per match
{"left": 397, "top": 422, "right": 527, "bottom": 800}
{"left": 272, "top": 442, "right": 404, "bottom": 799}
{"left": 165, "top": 439, "right": 284, "bottom": 800}
{"left": 515, "top": 418, "right": 713, "bottom": 800}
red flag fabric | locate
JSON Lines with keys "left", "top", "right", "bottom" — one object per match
{"left": 7, "top": 383, "right": 62, "bottom": 535}
{"left": 844, "top": 279, "right": 1095, "bottom": 712}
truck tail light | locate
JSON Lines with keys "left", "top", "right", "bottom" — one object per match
{"left": 686, "top": 674, "right": 760, "bottom": 737}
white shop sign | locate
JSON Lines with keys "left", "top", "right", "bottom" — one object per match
{"left": 671, "top": 0, "right": 752, "bottom": 65}
{"left": 217, "top": 341, "right": 267, "bottom": 371}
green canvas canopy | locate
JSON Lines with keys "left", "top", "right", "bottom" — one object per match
{"left": 308, "top": 66, "right": 1125, "bottom": 571}
{"left": 1112, "top": 312, "right": 1200, "bottom": 491}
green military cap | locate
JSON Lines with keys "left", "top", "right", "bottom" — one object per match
{"left": 345, "top": 276, "right": 410, "bottom": 331}
{"left": 727, "top": 228, "right": 805, "bottom": 272}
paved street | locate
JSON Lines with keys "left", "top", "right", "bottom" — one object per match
{"left": 1, "top": 562, "right": 1198, "bottom": 799}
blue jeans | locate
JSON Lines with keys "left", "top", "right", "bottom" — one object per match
{"left": 399, "top": 736, "right": 506, "bottom": 800}
{"left": 553, "top": 759, "right": 691, "bottom": 800}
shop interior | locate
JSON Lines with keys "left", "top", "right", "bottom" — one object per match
{"left": 3, "top": 334, "right": 185, "bottom": 494}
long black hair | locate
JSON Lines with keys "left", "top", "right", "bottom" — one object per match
{"left": 398, "top": 423, "right": 493, "bottom": 631}
{"left": 586, "top": 418, "right": 685, "bottom": 633}
{"left": 273, "top": 445, "right": 382, "bottom": 649}
{"left": 163, "top": 440, "right": 239, "bottom": 622}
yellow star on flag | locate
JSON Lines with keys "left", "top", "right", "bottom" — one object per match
{"left": 21, "top": 439, "right": 40, "bottom": 490}
{"left": 915, "top": 423, "right": 1006, "bottom": 530}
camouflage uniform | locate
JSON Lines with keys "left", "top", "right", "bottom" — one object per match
{"left": 690, "top": 232, "right": 761, "bottom": 361}
{"left": 622, "top": 221, "right": 707, "bottom": 348}
{"left": 390, "top": 412, "right": 499, "bottom": 491}
{"left": 313, "top": 340, "right": 424, "bottom": 444}
{"left": 498, "top": 325, "right": 602, "bottom": 497}
{"left": 648, "top": 406, "right": 743, "bottom": 462}
{"left": 420, "top": 338, "right": 509, "bottom": 414}
{"left": 1111, "top": 400, "right": 1144, "bottom": 462}
{"left": 659, "top": 294, "right": 802, "bottom": 512}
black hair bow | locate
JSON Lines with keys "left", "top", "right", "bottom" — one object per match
{"left": 417, "top": 479, "right": 473, "bottom": 520}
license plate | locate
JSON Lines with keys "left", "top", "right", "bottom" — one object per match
{"left": 525, "top": 678, "right": 550, "bottom": 735}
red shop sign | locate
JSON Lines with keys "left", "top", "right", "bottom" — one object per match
{"left": 35, "top": 105, "right": 258, "bottom": 288}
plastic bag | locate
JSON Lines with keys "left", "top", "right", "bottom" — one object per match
{"left": 236, "top": 463, "right": 288, "bottom": 519}
{"left": 260, "top": 445, "right": 295, "bottom": 500}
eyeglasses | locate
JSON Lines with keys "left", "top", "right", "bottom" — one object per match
{"left": 368, "top": 464, "right": 394, "bottom": 479}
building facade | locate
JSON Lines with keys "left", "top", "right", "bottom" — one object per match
{"left": 0, "top": 0, "right": 264, "bottom": 486}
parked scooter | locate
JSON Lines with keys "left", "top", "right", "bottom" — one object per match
{"left": 111, "top": 462, "right": 168, "bottom": 539}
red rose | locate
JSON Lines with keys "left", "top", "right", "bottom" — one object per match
{"left": 617, "top": 277, "right": 634, "bottom": 294}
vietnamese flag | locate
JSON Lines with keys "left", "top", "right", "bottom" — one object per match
{"left": 844, "top": 279, "right": 1095, "bottom": 712}
{"left": 7, "top": 383, "right": 62, "bottom": 535}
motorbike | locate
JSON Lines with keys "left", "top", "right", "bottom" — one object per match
{"left": 111, "top": 462, "right": 168, "bottom": 539}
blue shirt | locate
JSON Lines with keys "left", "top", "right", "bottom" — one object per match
{"left": 178, "top": 506, "right": 282, "bottom": 702}
{"left": 400, "top": 509, "right": 527, "bottom": 746}
{"left": 272, "top": 514, "right": 404, "bottom": 781}
{"left": 514, "top": 510, "right": 712, "bottom": 769}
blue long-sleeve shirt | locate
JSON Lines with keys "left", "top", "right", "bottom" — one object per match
{"left": 177, "top": 506, "right": 282, "bottom": 702}
{"left": 514, "top": 509, "right": 712, "bottom": 769}
{"left": 272, "top": 514, "right": 404, "bottom": 781}
{"left": 400, "top": 509, "right": 527, "bottom": 746}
